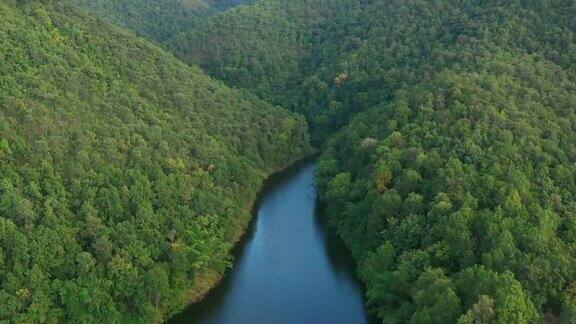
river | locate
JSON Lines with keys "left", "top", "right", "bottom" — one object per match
{"left": 169, "top": 161, "right": 370, "bottom": 324}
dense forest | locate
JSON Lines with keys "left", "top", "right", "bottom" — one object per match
{"left": 71, "top": 0, "right": 252, "bottom": 42}
{"left": 0, "top": 0, "right": 309, "bottom": 322}
{"left": 166, "top": 0, "right": 361, "bottom": 140}
{"left": 4, "top": 0, "right": 576, "bottom": 322}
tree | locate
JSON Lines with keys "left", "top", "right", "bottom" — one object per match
{"left": 410, "top": 268, "right": 461, "bottom": 324}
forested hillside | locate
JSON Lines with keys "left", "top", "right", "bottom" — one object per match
{"left": 166, "top": 0, "right": 360, "bottom": 140}
{"left": 0, "top": 0, "right": 309, "bottom": 322}
{"left": 164, "top": 0, "right": 576, "bottom": 321}
{"left": 71, "top": 0, "right": 252, "bottom": 42}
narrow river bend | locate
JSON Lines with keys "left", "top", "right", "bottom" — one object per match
{"left": 170, "top": 161, "right": 370, "bottom": 324}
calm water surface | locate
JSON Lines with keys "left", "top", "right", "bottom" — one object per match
{"left": 170, "top": 161, "right": 370, "bottom": 324}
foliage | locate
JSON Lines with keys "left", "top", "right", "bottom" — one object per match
{"left": 165, "top": 0, "right": 363, "bottom": 139}
{"left": 69, "top": 0, "right": 251, "bottom": 42}
{"left": 313, "top": 1, "right": 576, "bottom": 321}
{"left": 0, "top": 1, "right": 309, "bottom": 322}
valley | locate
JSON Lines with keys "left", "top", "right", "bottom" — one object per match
{"left": 2, "top": 0, "right": 576, "bottom": 322}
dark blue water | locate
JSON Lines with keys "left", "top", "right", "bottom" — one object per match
{"left": 170, "top": 161, "right": 369, "bottom": 324}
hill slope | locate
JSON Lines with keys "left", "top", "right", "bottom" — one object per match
{"left": 0, "top": 1, "right": 309, "bottom": 322}
{"left": 70, "top": 0, "right": 252, "bottom": 42}
{"left": 166, "top": 0, "right": 359, "bottom": 139}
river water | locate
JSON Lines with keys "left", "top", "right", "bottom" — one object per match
{"left": 170, "top": 161, "right": 370, "bottom": 324}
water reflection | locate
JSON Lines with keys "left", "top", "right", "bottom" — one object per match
{"left": 169, "top": 161, "right": 371, "bottom": 324}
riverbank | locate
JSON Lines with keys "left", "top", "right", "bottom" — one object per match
{"left": 163, "top": 152, "right": 317, "bottom": 322}
{"left": 169, "top": 159, "right": 370, "bottom": 323}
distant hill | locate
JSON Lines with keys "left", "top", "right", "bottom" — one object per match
{"left": 0, "top": 1, "right": 309, "bottom": 322}
{"left": 70, "top": 0, "right": 252, "bottom": 41}
{"left": 166, "top": 0, "right": 359, "bottom": 136}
